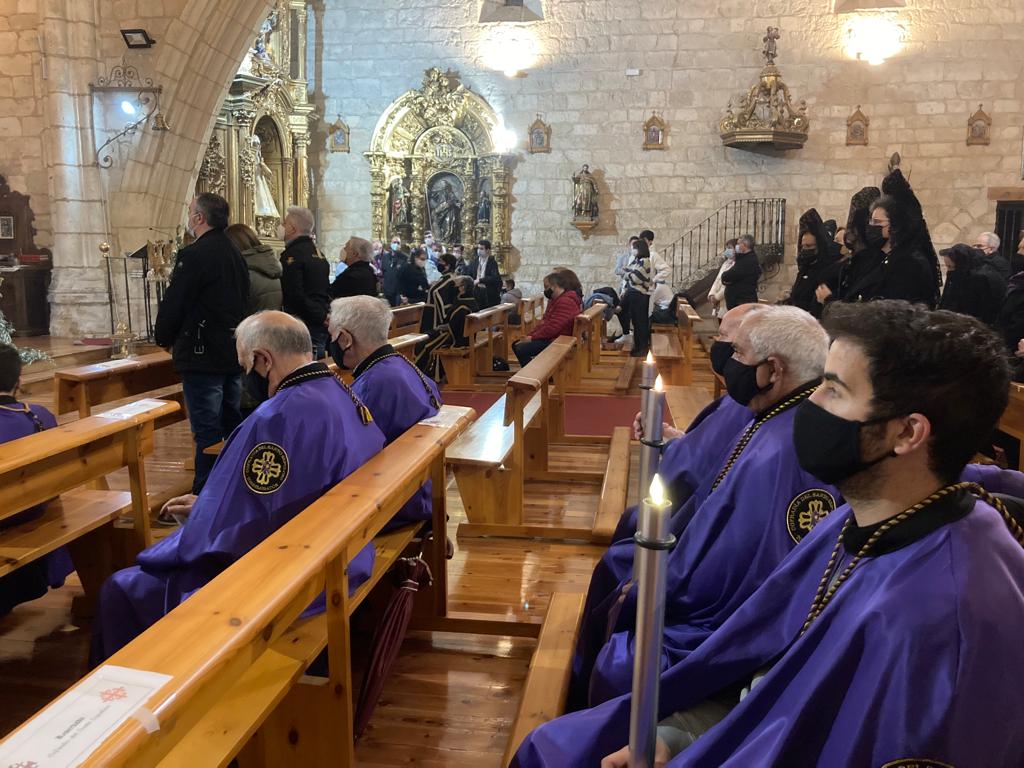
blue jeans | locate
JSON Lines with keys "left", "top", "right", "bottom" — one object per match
{"left": 182, "top": 372, "right": 243, "bottom": 493}
{"left": 309, "top": 326, "right": 329, "bottom": 360}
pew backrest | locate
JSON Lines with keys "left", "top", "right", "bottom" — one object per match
{"left": 389, "top": 303, "right": 425, "bottom": 338}
{"left": 55, "top": 352, "right": 177, "bottom": 417}
{"left": 502, "top": 336, "right": 575, "bottom": 428}
{"left": 0, "top": 405, "right": 474, "bottom": 768}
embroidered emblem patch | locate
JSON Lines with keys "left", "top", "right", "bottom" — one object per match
{"left": 880, "top": 760, "right": 954, "bottom": 768}
{"left": 786, "top": 489, "right": 836, "bottom": 543}
{"left": 243, "top": 442, "right": 289, "bottom": 494}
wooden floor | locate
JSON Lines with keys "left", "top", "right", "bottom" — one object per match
{"left": 0, "top": 330, "right": 714, "bottom": 765}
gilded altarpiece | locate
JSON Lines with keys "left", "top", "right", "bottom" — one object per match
{"left": 366, "top": 69, "right": 515, "bottom": 268}
{"left": 195, "top": 1, "right": 314, "bottom": 243}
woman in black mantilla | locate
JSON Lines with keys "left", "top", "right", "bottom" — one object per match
{"left": 838, "top": 169, "right": 941, "bottom": 309}
{"left": 415, "top": 275, "right": 479, "bottom": 381}
{"left": 781, "top": 208, "right": 835, "bottom": 318}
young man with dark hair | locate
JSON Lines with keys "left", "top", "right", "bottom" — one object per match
{"left": 0, "top": 344, "right": 73, "bottom": 614}
{"left": 514, "top": 300, "right": 1024, "bottom": 768}
{"left": 467, "top": 239, "right": 501, "bottom": 307}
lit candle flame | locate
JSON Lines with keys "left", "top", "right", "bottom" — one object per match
{"left": 654, "top": 374, "right": 664, "bottom": 392}
{"left": 649, "top": 473, "right": 667, "bottom": 506}
{"left": 645, "top": 351, "right": 654, "bottom": 365}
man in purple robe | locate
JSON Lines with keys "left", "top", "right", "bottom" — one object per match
{"left": 329, "top": 295, "right": 441, "bottom": 532}
{"left": 515, "top": 301, "right": 1024, "bottom": 768}
{"left": 92, "top": 311, "right": 385, "bottom": 662}
{"left": 570, "top": 304, "right": 760, "bottom": 708}
{"left": 0, "top": 344, "right": 74, "bottom": 615}
{"left": 577, "top": 306, "right": 840, "bottom": 708}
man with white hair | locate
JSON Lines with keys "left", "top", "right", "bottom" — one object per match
{"left": 329, "top": 296, "right": 441, "bottom": 532}
{"left": 973, "top": 230, "right": 1010, "bottom": 277}
{"left": 329, "top": 236, "right": 380, "bottom": 299}
{"left": 91, "top": 310, "right": 385, "bottom": 662}
{"left": 280, "top": 206, "right": 331, "bottom": 358}
{"left": 572, "top": 305, "right": 840, "bottom": 707}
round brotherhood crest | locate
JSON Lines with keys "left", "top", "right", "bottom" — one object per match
{"left": 243, "top": 442, "right": 290, "bottom": 494}
{"left": 880, "top": 761, "right": 954, "bottom": 768}
{"left": 786, "top": 489, "right": 836, "bottom": 543}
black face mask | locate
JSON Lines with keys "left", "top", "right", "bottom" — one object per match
{"left": 723, "top": 357, "right": 771, "bottom": 406}
{"left": 797, "top": 249, "right": 817, "bottom": 268}
{"left": 244, "top": 364, "right": 270, "bottom": 404}
{"left": 543, "top": 288, "right": 554, "bottom": 300}
{"left": 793, "top": 399, "right": 896, "bottom": 485}
{"left": 865, "top": 224, "right": 887, "bottom": 250}
{"left": 329, "top": 336, "right": 351, "bottom": 370}
{"left": 709, "top": 340, "right": 733, "bottom": 376}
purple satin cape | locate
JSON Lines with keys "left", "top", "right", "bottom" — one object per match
{"left": 0, "top": 403, "right": 75, "bottom": 614}
{"left": 587, "top": 406, "right": 839, "bottom": 705}
{"left": 92, "top": 375, "right": 385, "bottom": 662}
{"left": 514, "top": 495, "right": 1024, "bottom": 767}
{"left": 352, "top": 355, "right": 441, "bottom": 532}
{"left": 569, "top": 396, "right": 751, "bottom": 709}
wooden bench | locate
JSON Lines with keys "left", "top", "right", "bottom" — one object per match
{"left": 665, "top": 384, "right": 714, "bottom": 431}
{"left": 325, "top": 331, "right": 428, "bottom": 384}
{"left": 652, "top": 332, "right": 690, "bottom": 386}
{"left": 652, "top": 300, "right": 699, "bottom": 372}
{"left": 389, "top": 302, "right": 425, "bottom": 338}
{"left": 590, "top": 426, "right": 632, "bottom": 542}
{"left": 436, "top": 302, "right": 514, "bottom": 390}
{"left": 54, "top": 351, "right": 184, "bottom": 428}
{"left": 0, "top": 398, "right": 180, "bottom": 618}
{"left": 996, "top": 383, "right": 1024, "bottom": 470}
{"left": 0, "top": 405, "right": 551, "bottom": 767}
{"left": 509, "top": 295, "right": 543, "bottom": 344}
{"left": 502, "top": 591, "right": 587, "bottom": 766}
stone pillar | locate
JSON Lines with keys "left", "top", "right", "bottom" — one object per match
{"left": 234, "top": 107, "right": 257, "bottom": 229}
{"left": 292, "top": 132, "right": 308, "bottom": 208}
{"left": 41, "top": 0, "right": 114, "bottom": 336}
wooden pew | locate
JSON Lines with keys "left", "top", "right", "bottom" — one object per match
{"left": 665, "top": 384, "right": 713, "bottom": 431}
{"left": 508, "top": 295, "right": 541, "bottom": 345}
{"left": 502, "top": 592, "right": 587, "bottom": 766}
{"left": 997, "top": 383, "right": 1024, "bottom": 470}
{"left": 0, "top": 406, "right": 545, "bottom": 768}
{"left": 54, "top": 351, "right": 184, "bottom": 428}
{"left": 437, "top": 302, "right": 514, "bottom": 390}
{"left": 651, "top": 332, "right": 689, "bottom": 386}
{"left": 0, "top": 398, "right": 179, "bottom": 617}
{"left": 389, "top": 302, "right": 425, "bottom": 338}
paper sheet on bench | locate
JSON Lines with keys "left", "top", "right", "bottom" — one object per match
{"left": 419, "top": 406, "right": 473, "bottom": 428}
{"left": 0, "top": 664, "right": 172, "bottom": 767}
{"left": 97, "top": 398, "right": 168, "bottom": 420}
{"left": 91, "top": 359, "right": 139, "bottom": 371}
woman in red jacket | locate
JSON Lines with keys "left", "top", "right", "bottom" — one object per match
{"left": 512, "top": 271, "right": 582, "bottom": 366}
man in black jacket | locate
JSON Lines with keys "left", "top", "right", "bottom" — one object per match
{"left": 280, "top": 206, "right": 330, "bottom": 358}
{"left": 155, "top": 193, "right": 249, "bottom": 494}
{"left": 330, "top": 237, "right": 379, "bottom": 298}
{"left": 382, "top": 235, "right": 408, "bottom": 307}
{"left": 467, "top": 239, "right": 502, "bottom": 308}
{"left": 721, "top": 233, "right": 761, "bottom": 309}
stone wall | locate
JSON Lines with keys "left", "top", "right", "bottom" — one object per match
{"left": 312, "top": 0, "right": 1024, "bottom": 297}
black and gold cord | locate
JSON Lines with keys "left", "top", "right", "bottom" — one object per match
{"left": 357, "top": 352, "right": 441, "bottom": 410}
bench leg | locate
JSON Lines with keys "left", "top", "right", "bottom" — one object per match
{"left": 66, "top": 522, "right": 116, "bottom": 621}
{"left": 237, "top": 679, "right": 339, "bottom": 767}
{"left": 524, "top": 422, "right": 549, "bottom": 475}
{"left": 443, "top": 355, "right": 473, "bottom": 390}
{"left": 453, "top": 463, "right": 520, "bottom": 527}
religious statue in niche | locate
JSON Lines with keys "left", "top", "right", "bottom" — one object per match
{"left": 571, "top": 164, "right": 599, "bottom": 236}
{"left": 251, "top": 134, "right": 281, "bottom": 238}
{"left": 477, "top": 184, "right": 492, "bottom": 224}
{"left": 846, "top": 105, "right": 869, "bottom": 146}
{"left": 528, "top": 115, "right": 551, "bottom": 154}
{"left": 643, "top": 112, "right": 668, "bottom": 150}
{"left": 328, "top": 115, "right": 350, "bottom": 153}
{"left": 428, "top": 174, "right": 464, "bottom": 245}
{"left": 0, "top": 217, "right": 12, "bottom": 240}
{"left": 389, "top": 177, "right": 411, "bottom": 229}
{"left": 967, "top": 104, "right": 991, "bottom": 146}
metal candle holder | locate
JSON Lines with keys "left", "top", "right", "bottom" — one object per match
{"left": 629, "top": 474, "right": 675, "bottom": 768}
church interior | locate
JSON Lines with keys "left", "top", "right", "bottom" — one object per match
{"left": 1, "top": 0, "right": 1024, "bottom": 766}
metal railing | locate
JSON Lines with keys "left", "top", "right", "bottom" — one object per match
{"left": 664, "top": 198, "right": 787, "bottom": 292}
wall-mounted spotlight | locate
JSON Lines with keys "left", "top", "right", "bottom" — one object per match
{"left": 121, "top": 28, "right": 156, "bottom": 49}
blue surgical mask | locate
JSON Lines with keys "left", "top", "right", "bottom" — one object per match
{"left": 390, "top": 243, "right": 400, "bottom": 252}
{"left": 723, "top": 248, "right": 735, "bottom": 259}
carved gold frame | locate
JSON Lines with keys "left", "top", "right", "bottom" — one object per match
{"left": 846, "top": 105, "right": 869, "bottom": 146}
{"left": 642, "top": 112, "right": 668, "bottom": 151}
{"left": 528, "top": 115, "right": 551, "bottom": 154}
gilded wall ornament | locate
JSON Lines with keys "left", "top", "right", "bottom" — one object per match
{"left": 643, "top": 112, "right": 668, "bottom": 150}
{"left": 528, "top": 115, "right": 551, "bottom": 153}
{"left": 967, "top": 104, "right": 991, "bottom": 146}
{"left": 197, "top": 132, "right": 227, "bottom": 195}
{"left": 328, "top": 115, "right": 350, "bottom": 153}
{"left": 720, "top": 27, "right": 809, "bottom": 150}
{"left": 846, "top": 105, "right": 869, "bottom": 146}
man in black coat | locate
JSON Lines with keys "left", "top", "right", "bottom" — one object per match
{"left": 330, "top": 236, "right": 380, "bottom": 299}
{"left": 382, "top": 235, "right": 408, "bottom": 307}
{"left": 155, "top": 193, "right": 249, "bottom": 494}
{"left": 466, "top": 239, "right": 502, "bottom": 308}
{"left": 721, "top": 233, "right": 761, "bottom": 309}
{"left": 279, "top": 206, "right": 331, "bottom": 358}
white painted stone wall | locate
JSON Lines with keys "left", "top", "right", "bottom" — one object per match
{"left": 312, "top": 0, "right": 1024, "bottom": 298}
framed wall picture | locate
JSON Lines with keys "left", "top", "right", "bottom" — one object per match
{"left": 967, "top": 103, "right": 991, "bottom": 146}
{"left": 527, "top": 115, "right": 551, "bottom": 153}
{"left": 327, "top": 115, "right": 350, "bottom": 153}
{"left": 0, "top": 216, "right": 13, "bottom": 240}
{"left": 846, "top": 105, "right": 869, "bottom": 146}
{"left": 642, "top": 112, "right": 668, "bottom": 150}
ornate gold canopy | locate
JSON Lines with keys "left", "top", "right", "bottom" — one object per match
{"left": 720, "top": 27, "right": 809, "bottom": 150}
{"left": 366, "top": 68, "right": 515, "bottom": 266}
